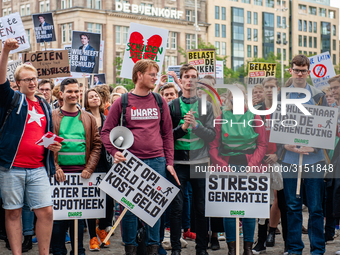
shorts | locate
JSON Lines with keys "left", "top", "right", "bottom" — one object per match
{"left": 0, "top": 166, "right": 52, "bottom": 210}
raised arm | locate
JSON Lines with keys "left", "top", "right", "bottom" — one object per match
{"left": 0, "top": 39, "right": 19, "bottom": 84}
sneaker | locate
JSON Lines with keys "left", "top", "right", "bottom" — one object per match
{"left": 65, "top": 232, "right": 71, "bottom": 244}
{"left": 89, "top": 237, "right": 100, "bottom": 251}
{"left": 32, "top": 236, "right": 38, "bottom": 244}
{"left": 336, "top": 250, "right": 340, "bottom": 255}
{"left": 252, "top": 241, "right": 266, "bottom": 254}
{"left": 183, "top": 229, "right": 196, "bottom": 240}
{"left": 217, "top": 232, "right": 225, "bottom": 241}
{"left": 164, "top": 227, "right": 170, "bottom": 238}
{"left": 325, "top": 235, "right": 334, "bottom": 244}
{"left": 96, "top": 226, "right": 110, "bottom": 247}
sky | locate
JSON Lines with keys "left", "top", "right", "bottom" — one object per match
{"left": 330, "top": 0, "right": 340, "bottom": 38}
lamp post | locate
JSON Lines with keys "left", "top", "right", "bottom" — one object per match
{"left": 276, "top": 0, "right": 288, "bottom": 86}
{"left": 194, "top": 0, "right": 199, "bottom": 48}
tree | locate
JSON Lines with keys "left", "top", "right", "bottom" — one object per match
{"left": 112, "top": 56, "right": 135, "bottom": 91}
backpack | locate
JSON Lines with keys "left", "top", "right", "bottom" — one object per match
{"left": 0, "top": 92, "right": 20, "bottom": 140}
{"left": 120, "top": 92, "right": 163, "bottom": 127}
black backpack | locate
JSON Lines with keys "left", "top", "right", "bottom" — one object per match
{"left": 0, "top": 92, "right": 20, "bottom": 140}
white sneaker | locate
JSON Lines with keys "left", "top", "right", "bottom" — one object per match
{"left": 336, "top": 250, "right": 340, "bottom": 255}
{"left": 180, "top": 238, "right": 188, "bottom": 248}
{"left": 217, "top": 232, "right": 226, "bottom": 241}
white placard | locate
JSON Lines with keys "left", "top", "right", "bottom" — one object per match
{"left": 269, "top": 103, "right": 338, "bottom": 149}
{"left": 99, "top": 150, "right": 179, "bottom": 227}
{"left": 120, "top": 23, "right": 168, "bottom": 80}
{"left": 7, "top": 59, "right": 22, "bottom": 82}
{"left": 309, "top": 52, "right": 336, "bottom": 89}
{"left": 50, "top": 173, "right": 106, "bottom": 220}
{"left": 168, "top": 65, "right": 181, "bottom": 91}
{"left": 205, "top": 172, "right": 270, "bottom": 218}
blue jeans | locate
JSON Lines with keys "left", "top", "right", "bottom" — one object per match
{"left": 282, "top": 162, "right": 325, "bottom": 255}
{"left": 223, "top": 218, "right": 256, "bottom": 242}
{"left": 121, "top": 157, "right": 166, "bottom": 246}
{"left": 51, "top": 220, "right": 85, "bottom": 255}
{"left": 22, "top": 204, "right": 34, "bottom": 236}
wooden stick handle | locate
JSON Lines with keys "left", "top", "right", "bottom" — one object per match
{"left": 296, "top": 153, "right": 303, "bottom": 198}
{"left": 100, "top": 208, "right": 128, "bottom": 247}
{"left": 74, "top": 219, "right": 78, "bottom": 255}
{"left": 236, "top": 217, "right": 240, "bottom": 255}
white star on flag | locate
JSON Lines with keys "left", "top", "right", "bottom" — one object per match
{"left": 37, "top": 134, "right": 56, "bottom": 148}
{"left": 27, "top": 106, "right": 45, "bottom": 127}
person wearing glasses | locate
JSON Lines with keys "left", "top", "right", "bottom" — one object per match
{"left": 38, "top": 79, "right": 59, "bottom": 109}
{"left": 276, "top": 55, "right": 328, "bottom": 255}
{"left": 0, "top": 38, "right": 61, "bottom": 254}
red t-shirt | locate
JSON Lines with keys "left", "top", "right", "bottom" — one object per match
{"left": 265, "top": 108, "right": 277, "bottom": 155}
{"left": 13, "top": 98, "right": 47, "bottom": 168}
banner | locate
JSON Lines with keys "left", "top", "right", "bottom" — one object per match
{"left": 247, "top": 62, "right": 276, "bottom": 85}
{"left": 0, "top": 12, "right": 30, "bottom": 54}
{"left": 205, "top": 172, "right": 270, "bottom": 218}
{"left": 50, "top": 173, "right": 106, "bottom": 220}
{"left": 120, "top": 23, "right": 168, "bottom": 80}
{"left": 32, "top": 13, "right": 56, "bottom": 43}
{"left": 186, "top": 49, "right": 215, "bottom": 78}
{"left": 99, "top": 150, "right": 179, "bottom": 227}
{"left": 23, "top": 50, "right": 71, "bottom": 79}
{"left": 71, "top": 31, "right": 101, "bottom": 74}
{"left": 269, "top": 103, "right": 338, "bottom": 149}
{"left": 7, "top": 59, "right": 22, "bottom": 82}
{"left": 309, "top": 52, "right": 336, "bottom": 89}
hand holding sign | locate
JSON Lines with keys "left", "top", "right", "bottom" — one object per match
{"left": 114, "top": 151, "right": 127, "bottom": 164}
{"left": 48, "top": 142, "right": 62, "bottom": 153}
{"left": 284, "top": 145, "right": 314, "bottom": 155}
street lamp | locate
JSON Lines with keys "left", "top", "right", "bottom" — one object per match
{"left": 194, "top": 0, "right": 200, "bottom": 48}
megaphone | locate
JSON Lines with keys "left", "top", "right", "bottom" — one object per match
{"left": 109, "top": 126, "right": 134, "bottom": 150}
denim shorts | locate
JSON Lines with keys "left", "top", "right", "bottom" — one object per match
{"left": 0, "top": 166, "right": 52, "bottom": 210}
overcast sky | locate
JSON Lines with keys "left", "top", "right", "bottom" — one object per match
{"left": 330, "top": 0, "right": 340, "bottom": 38}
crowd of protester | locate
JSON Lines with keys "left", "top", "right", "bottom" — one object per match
{"left": 1, "top": 37, "right": 340, "bottom": 255}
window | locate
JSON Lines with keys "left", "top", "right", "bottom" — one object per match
{"left": 333, "top": 40, "right": 336, "bottom": 51}
{"left": 61, "top": 0, "right": 72, "bottom": 9}
{"left": 8, "top": 7, "right": 11, "bottom": 14}
{"left": 247, "top": 11, "right": 251, "bottom": 24}
{"left": 233, "top": 24, "right": 244, "bottom": 40}
{"left": 303, "top": 36, "right": 307, "bottom": 47}
{"left": 277, "top": 48, "right": 280, "bottom": 56}
{"left": 277, "top": 32, "right": 281, "bottom": 40}
{"left": 309, "top": 21, "right": 312, "bottom": 33}
{"left": 309, "top": 36, "right": 312, "bottom": 48}
{"left": 298, "top": 20, "right": 302, "bottom": 31}
{"left": 254, "top": 46, "right": 258, "bottom": 58}
{"left": 329, "top": 10, "right": 335, "bottom": 19}
{"left": 186, "top": 34, "right": 196, "bottom": 50}
{"left": 254, "top": 29, "right": 258, "bottom": 41}
{"left": 247, "top": 45, "right": 251, "bottom": 58}
{"left": 242, "top": 0, "right": 250, "bottom": 3}
{"left": 170, "top": 32, "right": 177, "bottom": 49}
{"left": 171, "top": 56, "right": 177, "bottom": 66}
{"left": 304, "top": 51, "right": 307, "bottom": 55}
{"left": 115, "top": 26, "right": 121, "bottom": 44}
{"left": 299, "top": 35, "right": 302, "bottom": 46}
{"left": 247, "top": 28, "right": 251, "bottom": 41}
{"left": 254, "top": 0, "right": 262, "bottom": 6}
{"left": 303, "top": 20, "right": 307, "bottom": 32}
{"left": 265, "top": 0, "right": 274, "bottom": 8}
{"left": 283, "top": 49, "right": 286, "bottom": 61}
{"left": 319, "top": 8, "right": 326, "bottom": 17}
{"left": 26, "top": 4, "right": 30, "bottom": 15}
{"left": 95, "top": 0, "right": 101, "bottom": 9}
{"left": 215, "top": 24, "right": 220, "bottom": 37}
{"left": 309, "top": 52, "right": 312, "bottom": 56}
{"left": 299, "top": 50, "right": 302, "bottom": 54}
{"left": 222, "top": 42, "right": 226, "bottom": 55}
{"left": 309, "top": 6, "right": 316, "bottom": 15}
{"left": 46, "top": 1, "right": 50, "bottom": 11}
{"left": 215, "top": 6, "right": 219, "bottom": 19}
{"left": 277, "top": 16, "right": 281, "bottom": 28}
{"left": 26, "top": 29, "right": 30, "bottom": 44}
{"left": 186, "top": 10, "right": 194, "bottom": 21}
{"left": 321, "top": 22, "right": 330, "bottom": 35}
{"left": 298, "top": 4, "right": 306, "bottom": 14}
{"left": 20, "top": 5, "right": 25, "bottom": 16}
{"left": 2, "top": 8, "right": 7, "bottom": 16}
{"left": 215, "top": 42, "right": 220, "bottom": 55}
{"left": 222, "top": 25, "right": 226, "bottom": 38}
{"left": 222, "top": 7, "right": 226, "bottom": 20}
{"left": 283, "top": 33, "right": 286, "bottom": 42}
{"left": 87, "top": 23, "right": 102, "bottom": 39}
{"left": 313, "top": 22, "right": 317, "bottom": 33}
{"left": 232, "top": 7, "right": 244, "bottom": 23}
{"left": 282, "top": 17, "right": 286, "bottom": 28}
{"left": 333, "top": 25, "right": 336, "bottom": 36}
{"left": 314, "top": 37, "right": 317, "bottom": 48}
{"left": 333, "top": 54, "right": 336, "bottom": 65}
{"left": 40, "top": 1, "right": 44, "bottom": 12}
{"left": 254, "top": 12, "right": 258, "bottom": 25}
{"left": 264, "top": 12, "right": 274, "bottom": 28}
{"left": 116, "top": 26, "right": 129, "bottom": 44}
{"left": 61, "top": 23, "right": 72, "bottom": 43}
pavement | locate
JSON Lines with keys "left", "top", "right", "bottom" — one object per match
{"left": 1, "top": 210, "right": 340, "bottom": 254}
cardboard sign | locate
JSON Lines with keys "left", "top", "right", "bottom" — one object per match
{"left": 205, "top": 172, "right": 270, "bottom": 218}
{"left": 309, "top": 52, "right": 336, "bottom": 89}
{"left": 50, "top": 173, "right": 106, "bottom": 220}
{"left": 71, "top": 31, "right": 101, "bottom": 74}
{"left": 269, "top": 103, "right": 338, "bottom": 149}
{"left": 120, "top": 23, "right": 168, "bottom": 80}
{"left": 32, "top": 13, "right": 56, "bottom": 43}
{"left": 187, "top": 49, "right": 215, "bottom": 78}
{"left": 0, "top": 12, "right": 30, "bottom": 54}
{"left": 7, "top": 59, "right": 22, "bottom": 82}
{"left": 99, "top": 150, "right": 179, "bottom": 227}
{"left": 89, "top": 73, "right": 106, "bottom": 86}
{"left": 23, "top": 50, "right": 71, "bottom": 79}
{"left": 247, "top": 62, "right": 277, "bottom": 85}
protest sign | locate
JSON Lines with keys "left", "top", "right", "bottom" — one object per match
{"left": 216, "top": 60, "right": 224, "bottom": 84}
{"left": 0, "top": 12, "right": 30, "bottom": 54}
{"left": 309, "top": 52, "right": 336, "bottom": 89}
{"left": 32, "top": 13, "right": 56, "bottom": 43}
{"left": 168, "top": 65, "right": 181, "bottom": 91}
{"left": 89, "top": 73, "right": 106, "bottom": 86}
{"left": 99, "top": 40, "right": 104, "bottom": 70}
{"left": 269, "top": 103, "right": 338, "bottom": 150}
{"left": 71, "top": 31, "right": 101, "bottom": 74}
{"left": 120, "top": 23, "right": 168, "bottom": 80}
{"left": 205, "top": 172, "right": 270, "bottom": 218}
{"left": 247, "top": 62, "right": 276, "bottom": 85}
{"left": 50, "top": 173, "right": 106, "bottom": 220}
{"left": 99, "top": 150, "right": 179, "bottom": 227}
{"left": 187, "top": 49, "right": 215, "bottom": 78}
{"left": 7, "top": 59, "right": 22, "bottom": 82}
{"left": 23, "top": 50, "right": 71, "bottom": 79}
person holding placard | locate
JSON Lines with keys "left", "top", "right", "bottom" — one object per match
{"left": 277, "top": 55, "right": 328, "bottom": 255}
{"left": 101, "top": 59, "right": 179, "bottom": 255}
{"left": 51, "top": 78, "right": 102, "bottom": 255}
{"left": 168, "top": 64, "right": 216, "bottom": 255}
{"left": 0, "top": 38, "right": 61, "bottom": 255}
